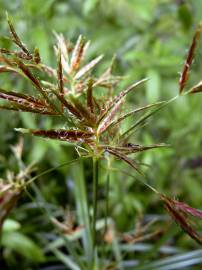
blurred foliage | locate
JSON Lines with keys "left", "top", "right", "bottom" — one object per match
{"left": 1, "top": 0, "right": 202, "bottom": 269}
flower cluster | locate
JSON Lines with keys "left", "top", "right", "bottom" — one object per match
{"left": 0, "top": 15, "right": 165, "bottom": 174}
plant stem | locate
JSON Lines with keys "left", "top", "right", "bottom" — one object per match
{"left": 104, "top": 157, "right": 111, "bottom": 236}
{"left": 72, "top": 161, "right": 92, "bottom": 268}
{"left": 92, "top": 157, "right": 99, "bottom": 251}
{"left": 101, "top": 163, "right": 110, "bottom": 263}
{"left": 105, "top": 172, "right": 110, "bottom": 235}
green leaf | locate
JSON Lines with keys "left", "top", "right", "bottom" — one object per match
{"left": 2, "top": 231, "right": 45, "bottom": 262}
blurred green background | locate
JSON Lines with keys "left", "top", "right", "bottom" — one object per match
{"left": 1, "top": 0, "right": 202, "bottom": 269}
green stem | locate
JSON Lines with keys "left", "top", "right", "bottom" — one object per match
{"left": 72, "top": 160, "right": 92, "bottom": 268}
{"left": 92, "top": 157, "right": 99, "bottom": 252}
{"left": 104, "top": 172, "right": 110, "bottom": 236}
{"left": 104, "top": 157, "right": 111, "bottom": 236}
{"left": 101, "top": 162, "right": 110, "bottom": 262}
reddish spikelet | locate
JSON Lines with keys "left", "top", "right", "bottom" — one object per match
{"left": 29, "top": 129, "right": 94, "bottom": 142}
{"left": 87, "top": 79, "right": 94, "bottom": 113}
{"left": 70, "top": 35, "right": 85, "bottom": 72}
{"left": 161, "top": 195, "right": 202, "bottom": 244}
{"left": 75, "top": 55, "right": 103, "bottom": 80}
{"left": 0, "top": 89, "right": 45, "bottom": 106}
{"left": 179, "top": 23, "right": 202, "bottom": 93}
{"left": 57, "top": 50, "right": 64, "bottom": 95}
{"left": 54, "top": 33, "right": 70, "bottom": 74}
{"left": 16, "top": 60, "right": 58, "bottom": 111}
{"left": 0, "top": 89, "right": 58, "bottom": 115}
{"left": 171, "top": 199, "right": 202, "bottom": 219}
{"left": 57, "top": 50, "right": 64, "bottom": 111}
{"left": 0, "top": 103, "right": 58, "bottom": 115}
{"left": 97, "top": 98, "right": 123, "bottom": 134}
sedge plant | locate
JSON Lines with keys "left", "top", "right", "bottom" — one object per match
{"left": 1, "top": 15, "right": 202, "bottom": 269}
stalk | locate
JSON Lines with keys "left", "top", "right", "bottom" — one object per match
{"left": 92, "top": 157, "right": 99, "bottom": 264}
{"left": 101, "top": 160, "right": 110, "bottom": 264}
{"left": 104, "top": 172, "right": 110, "bottom": 237}
{"left": 73, "top": 161, "right": 92, "bottom": 268}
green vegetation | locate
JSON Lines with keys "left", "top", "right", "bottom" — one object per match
{"left": 1, "top": 1, "right": 202, "bottom": 269}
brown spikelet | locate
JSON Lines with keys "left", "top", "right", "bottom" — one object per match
{"left": 161, "top": 195, "right": 202, "bottom": 244}
{"left": 0, "top": 89, "right": 45, "bottom": 106}
{"left": 87, "top": 79, "right": 94, "bottom": 113}
{"left": 57, "top": 49, "right": 64, "bottom": 111}
{"left": 75, "top": 55, "right": 103, "bottom": 80}
{"left": 170, "top": 199, "right": 202, "bottom": 219}
{"left": 54, "top": 32, "right": 70, "bottom": 74}
{"left": 179, "top": 23, "right": 202, "bottom": 93}
{"left": 15, "top": 60, "right": 59, "bottom": 113}
{"left": 0, "top": 89, "right": 59, "bottom": 115}
{"left": 97, "top": 98, "right": 123, "bottom": 134}
{"left": 70, "top": 35, "right": 85, "bottom": 72}
{"left": 20, "top": 128, "right": 94, "bottom": 142}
